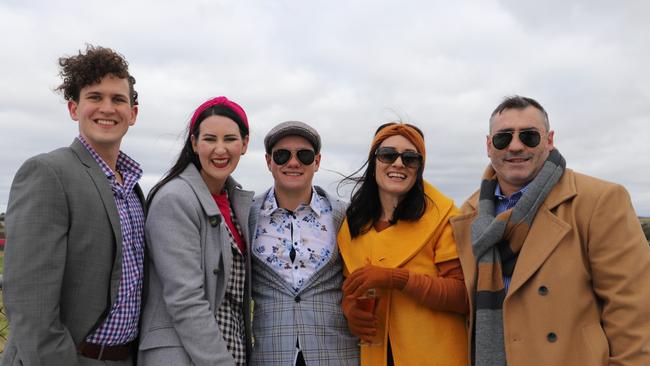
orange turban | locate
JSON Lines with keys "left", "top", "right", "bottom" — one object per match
{"left": 370, "top": 124, "right": 426, "bottom": 165}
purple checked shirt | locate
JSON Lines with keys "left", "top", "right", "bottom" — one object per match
{"left": 78, "top": 135, "right": 145, "bottom": 346}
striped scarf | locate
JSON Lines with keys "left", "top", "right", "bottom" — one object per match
{"left": 471, "top": 149, "right": 565, "bottom": 365}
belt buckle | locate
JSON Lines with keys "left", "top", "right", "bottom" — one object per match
{"left": 97, "top": 344, "right": 106, "bottom": 360}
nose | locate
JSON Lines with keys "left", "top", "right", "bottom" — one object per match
{"left": 392, "top": 155, "right": 406, "bottom": 167}
{"left": 98, "top": 98, "right": 116, "bottom": 114}
{"left": 212, "top": 140, "right": 228, "bottom": 154}
{"left": 507, "top": 133, "right": 526, "bottom": 151}
{"left": 286, "top": 153, "right": 301, "bottom": 167}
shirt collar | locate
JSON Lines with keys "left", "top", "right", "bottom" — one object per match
{"left": 77, "top": 135, "right": 142, "bottom": 185}
{"left": 494, "top": 181, "right": 530, "bottom": 201}
{"left": 260, "top": 187, "right": 329, "bottom": 217}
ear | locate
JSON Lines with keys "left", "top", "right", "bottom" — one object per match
{"left": 265, "top": 153, "right": 272, "bottom": 171}
{"left": 486, "top": 134, "right": 492, "bottom": 158}
{"left": 190, "top": 134, "right": 198, "bottom": 153}
{"left": 546, "top": 130, "right": 555, "bottom": 150}
{"left": 313, "top": 153, "right": 321, "bottom": 172}
{"left": 68, "top": 100, "right": 79, "bottom": 121}
{"left": 240, "top": 135, "right": 249, "bottom": 155}
{"left": 128, "top": 105, "right": 138, "bottom": 127}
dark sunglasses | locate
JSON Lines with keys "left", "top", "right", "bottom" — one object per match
{"left": 491, "top": 130, "right": 542, "bottom": 150}
{"left": 375, "top": 147, "right": 422, "bottom": 168}
{"left": 272, "top": 149, "right": 316, "bottom": 165}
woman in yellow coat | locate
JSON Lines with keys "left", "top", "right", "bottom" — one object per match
{"left": 338, "top": 123, "right": 468, "bottom": 366}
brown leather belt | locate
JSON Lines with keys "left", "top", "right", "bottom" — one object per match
{"left": 77, "top": 340, "right": 133, "bottom": 361}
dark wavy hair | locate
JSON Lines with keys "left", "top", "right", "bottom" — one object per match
{"left": 56, "top": 44, "right": 138, "bottom": 105}
{"left": 339, "top": 122, "right": 429, "bottom": 238}
{"left": 146, "top": 104, "right": 249, "bottom": 209}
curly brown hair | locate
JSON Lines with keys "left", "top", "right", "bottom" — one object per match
{"left": 56, "top": 44, "right": 138, "bottom": 105}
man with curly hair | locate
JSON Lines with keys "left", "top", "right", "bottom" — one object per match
{"left": 2, "top": 45, "right": 144, "bottom": 366}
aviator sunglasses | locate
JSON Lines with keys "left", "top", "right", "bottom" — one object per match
{"left": 375, "top": 147, "right": 422, "bottom": 168}
{"left": 491, "top": 130, "right": 542, "bottom": 150}
{"left": 272, "top": 149, "right": 316, "bottom": 165}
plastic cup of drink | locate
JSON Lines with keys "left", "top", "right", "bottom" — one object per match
{"left": 356, "top": 288, "right": 382, "bottom": 346}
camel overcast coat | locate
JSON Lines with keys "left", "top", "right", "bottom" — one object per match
{"left": 451, "top": 169, "right": 650, "bottom": 366}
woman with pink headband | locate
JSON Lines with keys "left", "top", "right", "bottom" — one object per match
{"left": 139, "top": 96, "right": 253, "bottom": 365}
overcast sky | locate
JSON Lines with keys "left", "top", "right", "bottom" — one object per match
{"left": 1, "top": 0, "right": 649, "bottom": 216}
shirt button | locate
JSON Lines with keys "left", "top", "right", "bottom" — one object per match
{"left": 295, "top": 295, "right": 301, "bottom": 303}
{"left": 547, "top": 332, "right": 557, "bottom": 343}
{"left": 538, "top": 285, "right": 549, "bottom": 296}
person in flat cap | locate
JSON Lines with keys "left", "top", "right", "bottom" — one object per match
{"left": 248, "top": 121, "right": 359, "bottom": 365}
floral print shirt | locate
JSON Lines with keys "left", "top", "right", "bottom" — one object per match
{"left": 253, "top": 188, "right": 335, "bottom": 292}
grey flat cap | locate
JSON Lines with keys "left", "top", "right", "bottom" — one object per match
{"left": 264, "top": 121, "right": 321, "bottom": 153}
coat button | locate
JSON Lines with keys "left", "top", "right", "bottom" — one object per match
{"left": 213, "top": 268, "right": 219, "bottom": 275}
{"left": 295, "top": 295, "right": 301, "bottom": 303}
{"left": 547, "top": 332, "right": 557, "bottom": 342}
{"left": 538, "top": 285, "right": 549, "bottom": 296}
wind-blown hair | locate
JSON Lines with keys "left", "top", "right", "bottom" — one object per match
{"left": 339, "top": 122, "right": 429, "bottom": 238}
{"left": 146, "top": 104, "right": 248, "bottom": 209}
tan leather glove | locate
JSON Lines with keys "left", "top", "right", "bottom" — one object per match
{"left": 341, "top": 295, "right": 377, "bottom": 342}
{"left": 343, "top": 265, "right": 409, "bottom": 298}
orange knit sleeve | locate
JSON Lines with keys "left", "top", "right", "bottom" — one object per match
{"left": 398, "top": 259, "right": 468, "bottom": 314}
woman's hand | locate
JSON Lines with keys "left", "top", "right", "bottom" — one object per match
{"left": 343, "top": 265, "right": 407, "bottom": 298}
{"left": 341, "top": 295, "right": 377, "bottom": 341}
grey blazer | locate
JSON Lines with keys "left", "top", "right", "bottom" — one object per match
{"left": 1, "top": 139, "right": 143, "bottom": 366}
{"left": 138, "top": 165, "right": 254, "bottom": 366}
{"left": 248, "top": 186, "right": 359, "bottom": 366}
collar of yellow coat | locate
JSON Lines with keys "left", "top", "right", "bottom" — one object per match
{"left": 338, "top": 181, "right": 454, "bottom": 271}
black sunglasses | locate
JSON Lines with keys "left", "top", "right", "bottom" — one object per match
{"left": 491, "top": 130, "right": 542, "bottom": 150}
{"left": 375, "top": 147, "right": 422, "bottom": 168}
{"left": 272, "top": 149, "right": 316, "bottom": 165}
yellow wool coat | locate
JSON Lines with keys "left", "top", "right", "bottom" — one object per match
{"left": 451, "top": 169, "right": 650, "bottom": 366}
{"left": 338, "top": 181, "right": 468, "bottom": 366}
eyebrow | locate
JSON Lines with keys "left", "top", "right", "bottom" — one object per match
{"left": 380, "top": 146, "right": 418, "bottom": 152}
{"left": 84, "top": 91, "right": 129, "bottom": 99}
{"left": 495, "top": 127, "right": 539, "bottom": 133}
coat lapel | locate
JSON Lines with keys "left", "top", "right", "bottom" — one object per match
{"left": 507, "top": 170, "right": 577, "bottom": 297}
{"left": 451, "top": 211, "right": 478, "bottom": 296}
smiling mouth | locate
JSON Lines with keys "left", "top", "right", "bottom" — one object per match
{"left": 283, "top": 172, "right": 303, "bottom": 176}
{"left": 211, "top": 158, "right": 229, "bottom": 168}
{"left": 505, "top": 157, "right": 530, "bottom": 163}
{"left": 95, "top": 119, "right": 117, "bottom": 126}
{"left": 387, "top": 172, "right": 407, "bottom": 180}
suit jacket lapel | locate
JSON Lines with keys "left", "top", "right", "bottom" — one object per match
{"left": 70, "top": 139, "right": 123, "bottom": 303}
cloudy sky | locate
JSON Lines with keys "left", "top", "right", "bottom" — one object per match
{"left": 1, "top": 0, "right": 649, "bottom": 215}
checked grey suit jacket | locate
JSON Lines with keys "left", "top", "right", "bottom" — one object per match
{"left": 1, "top": 139, "right": 144, "bottom": 366}
{"left": 248, "top": 186, "right": 359, "bottom": 366}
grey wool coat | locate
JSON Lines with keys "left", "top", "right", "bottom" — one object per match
{"left": 2, "top": 139, "right": 144, "bottom": 366}
{"left": 248, "top": 186, "right": 359, "bottom": 366}
{"left": 138, "top": 165, "right": 254, "bottom": 366}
